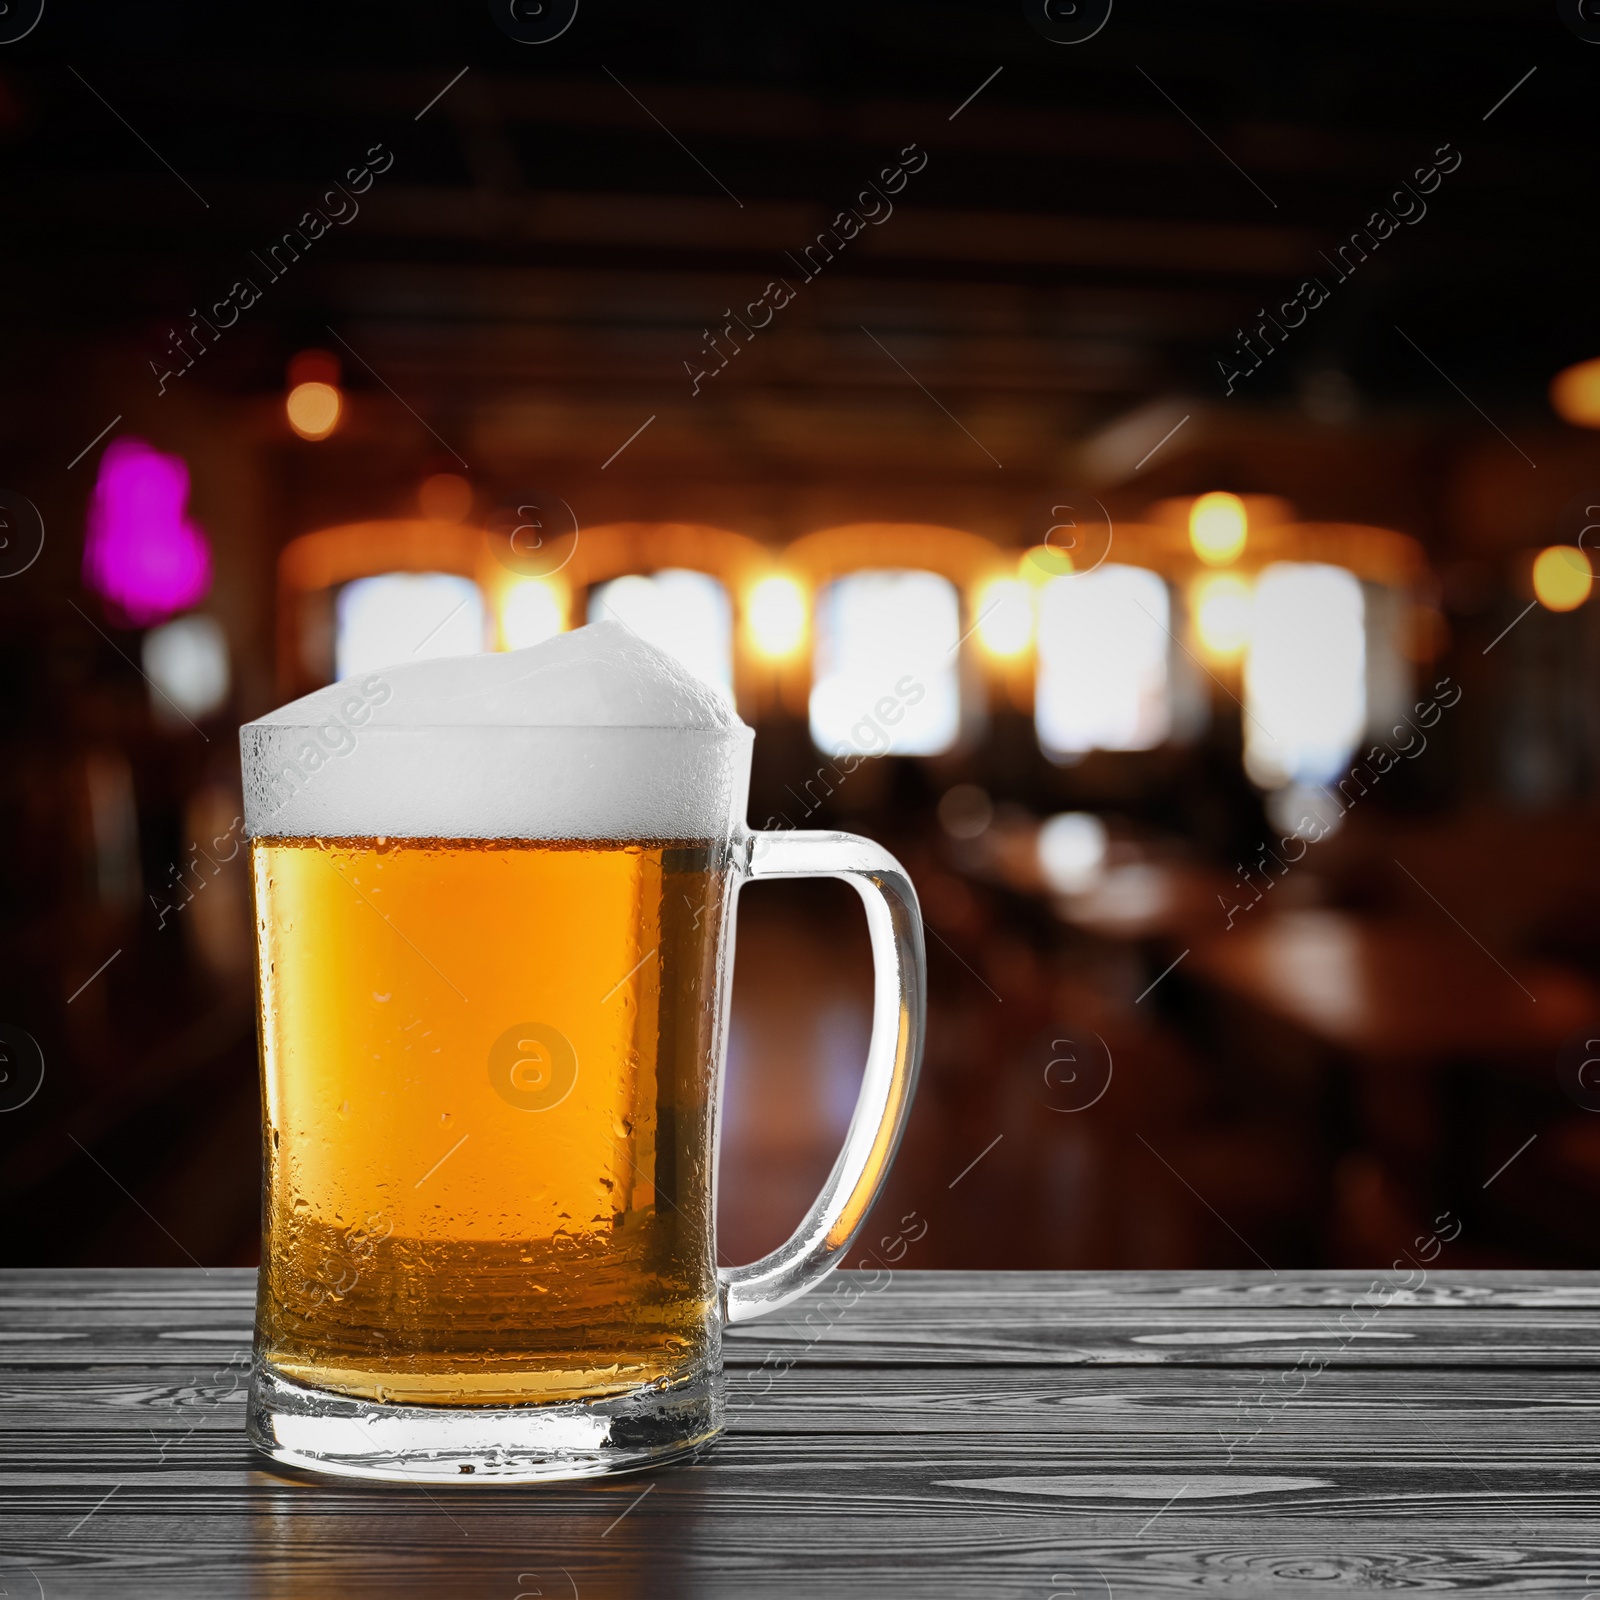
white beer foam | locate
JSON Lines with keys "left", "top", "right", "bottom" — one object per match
{"left": 241, "top": 622, "right": 752, "bottom": 840}
{"left": 256, "top": 621, "right": 741, "bottom": 731}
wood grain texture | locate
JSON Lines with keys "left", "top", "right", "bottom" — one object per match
{"left": 3, "top": 1269, "right": 1600, "bottom": 1598}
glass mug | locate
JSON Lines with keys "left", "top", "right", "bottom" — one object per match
{"left": 240, "top": 642, "right": 924, "bottom": 1482}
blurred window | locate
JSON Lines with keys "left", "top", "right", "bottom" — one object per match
{"left": 588, "top": 568, "right": 734, "bottom": 700}
{"left": 501, "top": 577, "right": 566, "bottom": 651}
{"left": 808, "top": 570, "right": 961, "bottom": 757}
{"left": 335, "top": 572, "right": 486, "bottom": 680}
{"left": 1244, "top": 562, "right": 1366, "bottom": 788}
{"left": 1035, "top": 565, "right": 1171, "bottom": 757}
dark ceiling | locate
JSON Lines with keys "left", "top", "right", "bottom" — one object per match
{"left": 1, "top": 0, "right": 1596, "bottom": 541}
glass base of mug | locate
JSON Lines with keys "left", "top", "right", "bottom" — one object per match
{"left": 247, "top": 1362, "right": 722, "bottom": 1484}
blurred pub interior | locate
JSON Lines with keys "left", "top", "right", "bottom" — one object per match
{"left": 4, "top": 0, "right": 1600, "bottom": 1277}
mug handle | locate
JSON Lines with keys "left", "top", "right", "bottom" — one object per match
{"left": 717, "top": 829, "right": 926, "bottom": 1324}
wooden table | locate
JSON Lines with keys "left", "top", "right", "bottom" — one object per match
{"left": 4, "top": 1268, "right": 1600, "bottom": 1596}
{"left": 1056, "top": 860, "right": 1237, "bottom": 944}
{"left": 1188, "top": 909, "right": 1596, "bottom": 1066}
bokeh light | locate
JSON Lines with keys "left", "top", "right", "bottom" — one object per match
{"left": 746, "top": 574, "right": 808, "bottom": 659}
{"left": 972, "top": 577, "right": 1034, "bottom": 657}
{"left": 1532, "top": 544, "right": 1592, "bottom": 611}
{"left": 938, "top": 783, "right": 993, "bottom": 840}
{"left": 1189, "top": 491, "right": 1249, "bottom": 566}
{"left": 286, "top": 381, "right": 341, "bottom": 441}
{"left": 419, "top": 472, "right": 473, "bottom": 522}
{"left": 141, "top": 613, "right": 231, "bottom": 723}
{"left": 1550, "top": 357, "right": 1600, "bottom": 428}
{"left": 82, "top": 437, "right": 212, "bottom": 626}
{"left": 1037, "top": 811, "right": 1109, "bottom": 894}
{"left": 1020, "top": 544, "right": 1070, "bottom": 582}
{"left": 1191, "top": 571, "right": 1253, "bottom": 659}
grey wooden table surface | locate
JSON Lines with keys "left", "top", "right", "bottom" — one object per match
{"left": 4, "top": 1268, "right": 1600, "bottom": 1598}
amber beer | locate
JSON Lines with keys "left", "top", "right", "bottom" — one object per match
{"left": 243, "top": 623, "right": 924, "bottom": 1481}
{"left": 252, "top": 834, "right": 729, "bottom": 1406}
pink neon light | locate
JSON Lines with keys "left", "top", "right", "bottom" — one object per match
{"left": 82, "top": 438, "right": 212, "bottom": 626}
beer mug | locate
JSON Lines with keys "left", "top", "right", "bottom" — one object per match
{"left": 240, "top": 623, "right": 925, "bottom": 1481}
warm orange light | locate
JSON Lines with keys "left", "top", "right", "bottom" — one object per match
{"left": 500, "top": 576, "right": 567, "bottom": 649}
{"left": 1191, "top": 571, "right": 1253, "bottom": 659}
{"left": 1019, "top": 545, "right": 1069, "bottom": 583}
{"left": 746, "top": 575, "right": 807, "bottom": 659}
{"left": 1533, "top": 545, "right": 1592, "bottom": 612}
{"left": 286, "top": 381, "right": 341, "bottom": 441}
{"left": 1551, "top": 358, "right": 1600, "bottom": 428}
{"left": 1189, "top": 492, "right": 1248, "bottom": 566}
{"left": 418, "top": 472, "right": 473, "bottom": 522}
{"left": 972, "top": 577, "right": 1034, "bottom": 657}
